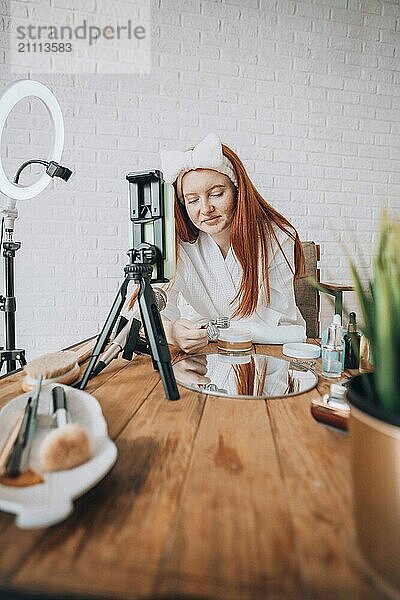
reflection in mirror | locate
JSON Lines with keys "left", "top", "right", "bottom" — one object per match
{"left": 173, "top": 353, "right": 318, "bottom": 399}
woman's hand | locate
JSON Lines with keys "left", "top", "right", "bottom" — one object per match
{"left": 173, "top": 354, "right": 210, "bottom": 387}
{"left": 170, "top": 319, "right": 208, "bottom": 354}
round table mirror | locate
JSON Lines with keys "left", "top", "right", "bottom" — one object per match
{"left": 173, "top": 353, "right": 318, "bottom": 399}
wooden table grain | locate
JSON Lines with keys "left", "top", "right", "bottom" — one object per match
{"left": 0, "top": 342, "right": 392, "bottom": 600}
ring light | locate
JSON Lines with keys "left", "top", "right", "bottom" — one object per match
{"left": 0, "top": 79, "right": 69, "bottom": 375}
{"left": 0, "top": 79, "right": 64, "bottom": 201}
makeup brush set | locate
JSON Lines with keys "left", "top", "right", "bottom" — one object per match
{"left": 0, "top": 378, "right": 117, "bottom": 528}
{"left": 0, "top": 378, "right": 91, "bottom": 484}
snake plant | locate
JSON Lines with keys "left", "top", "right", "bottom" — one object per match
{"left": 349, "top": 214, "right": 400, "bottom": 415}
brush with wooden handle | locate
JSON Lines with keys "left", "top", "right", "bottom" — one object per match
{"left": 0, "top": 411, "right": 25, "bottom": 476}
{"left": 6, "top": 376, "right": 43, "bottom": 478}
{"left": 22, "top": 351, "right": 80, "bottom": 392}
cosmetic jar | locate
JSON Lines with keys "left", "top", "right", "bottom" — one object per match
{"left": 217, "top": 328, "right": 252, "bottom": 354}
{"left": 218, "top": 353, "right": 252, "bottom": 365}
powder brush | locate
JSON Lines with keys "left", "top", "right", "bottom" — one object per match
{"left": 39, "top": 386, "right": 91, "bottom": 472}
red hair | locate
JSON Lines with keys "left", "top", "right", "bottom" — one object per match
{"left": 174, "top": 143, "right": 305, "bottom": 318}
{"left": 233, "top": 358, "right": 256, "bottom": 396}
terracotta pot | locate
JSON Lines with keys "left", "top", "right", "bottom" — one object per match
{"left": 347, "top": 374, "right": 400, "bottom": 591}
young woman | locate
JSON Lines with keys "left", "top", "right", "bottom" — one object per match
{"left": 152, "top": 132, "right": 307, "bottom": 354}
{"left": 128, "top": 132, "right": 306, "bottom": 354}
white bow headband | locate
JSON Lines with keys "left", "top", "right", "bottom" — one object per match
{"left": 160, "top": 132, "right": 238, "bottom": 202}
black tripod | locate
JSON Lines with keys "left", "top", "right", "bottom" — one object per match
{"left": 0, "top": 236, "right": 26, "bottom": 373}
{"left": 78, "top": 242, "right": 179, "bottom": 400}
{"left": 0, "top": 159, "right": 72, "bottom": 374}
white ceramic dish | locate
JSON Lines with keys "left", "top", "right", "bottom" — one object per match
{"left": 282, "top": 342, "right": 321, "bottom": 359}
{"left": 0, "top": 384, "right": 117, "bottom": 529}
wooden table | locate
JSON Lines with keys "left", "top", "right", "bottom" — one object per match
{"left": 0, "top": 342, "right": 392, "bottom": 599}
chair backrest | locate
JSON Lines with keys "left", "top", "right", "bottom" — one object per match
{"left": 294, "top": 242, "right": 320, "bottom": 339}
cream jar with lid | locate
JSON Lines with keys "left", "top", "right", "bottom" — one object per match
{"left": 217, "top": 328, "right": 252, "bottom": 354}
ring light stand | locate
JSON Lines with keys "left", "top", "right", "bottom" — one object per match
{"left": 0, "top": 80, "right": 66, "bottom": 373}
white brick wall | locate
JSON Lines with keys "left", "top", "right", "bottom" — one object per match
{"left": 0, "top": 0, "right": 399, "bottom": 361}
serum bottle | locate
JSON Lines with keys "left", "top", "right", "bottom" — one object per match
{"left": 344, "top": 312, "right": 361, "bottom": 369}
{"left": 322, "top": 314, "right": 343, "bottom": 378}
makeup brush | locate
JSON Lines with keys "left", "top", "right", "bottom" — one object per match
{"left": 6, "top": 376, "right": 43, "bottom": 478}
{"left": 0, "top": 411, "right": 25, "bottom": 476}
{"left": 22, "top": 351, "right": 80, "bottom": 392}
{"left": 39, "top": 386, "right": 91, "bottom": 472}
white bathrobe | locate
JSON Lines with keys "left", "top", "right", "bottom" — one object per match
{"left": 162, "top": 228, "right": 306, "bottom": 344}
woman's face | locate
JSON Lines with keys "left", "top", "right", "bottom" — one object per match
{"left": 181, "top": 169, "right": 237, "bottom": 240}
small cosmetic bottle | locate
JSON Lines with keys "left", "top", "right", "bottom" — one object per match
{"left": 204, "top": 316, "right": 231, "bottom": 341}
{"left": 322, "top": 314, "right": 343, "bottom": 378}
{"left": 344, "top": 312, "right": 361, "bottom": 369}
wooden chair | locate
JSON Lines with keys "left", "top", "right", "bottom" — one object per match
{"left": 294, "top": 242, "right": 321, "bottom": 338}
{"left": 294, "top": 242, "right": 354, "bottom": 338}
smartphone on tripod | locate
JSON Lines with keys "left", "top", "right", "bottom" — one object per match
{"left": 78, "top": 171, "right": 179, "bottom": 400}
